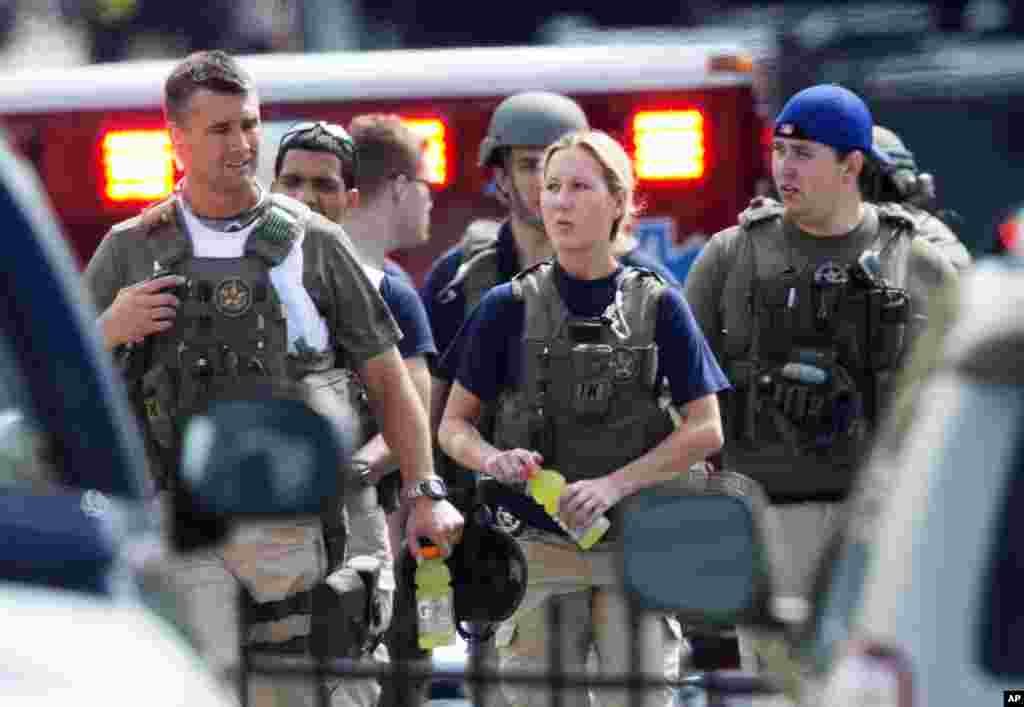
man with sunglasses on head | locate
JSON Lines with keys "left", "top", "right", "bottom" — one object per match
{"left": 84, "top": 50, "right": 462, "bottom": 704}
{"left": 271, "top": 115, "right": 439, "bottom": 706}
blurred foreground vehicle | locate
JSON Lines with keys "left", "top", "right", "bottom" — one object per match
{"left": 0, "top": 42, "right": 767, "bottom": 283}
{"left": 0, "top": 134, "right": 351, "bottom": 704}
{"left": 625, "top": 255, "right": 1024, "bottom": 705}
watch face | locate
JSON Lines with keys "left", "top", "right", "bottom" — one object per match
{"left": 423, "top": 478, "right": 447, "bottom": 499}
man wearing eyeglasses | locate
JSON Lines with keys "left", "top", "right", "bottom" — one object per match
{"left": 271, "top": 114, "right": 439, "bottom": 706}
{"left": 83, "top": 50, "right": 462, "bottom": 703}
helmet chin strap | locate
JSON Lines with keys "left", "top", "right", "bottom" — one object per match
{"left": 497, "top": 175, "right": 544, "bottom": 231}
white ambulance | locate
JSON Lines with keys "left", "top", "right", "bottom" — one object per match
{"left": 0, "top": 41, "right": 767, "bottom": 282}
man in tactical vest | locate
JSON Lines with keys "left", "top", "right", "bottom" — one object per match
{"left": 864, "top": 124, "right": 971, "bottom": 273}
{"left": 683, "top": 84, "right": 958, "bottom": 671}
{"left": 269, "top": 116, "right": 439, "bottom": 705}
{"left": 84, "top": 50, "right": 463, "bottom": 702}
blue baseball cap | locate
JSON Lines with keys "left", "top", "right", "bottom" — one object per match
{"left": 774, "top": 84, "right": 893, "bottom": 165}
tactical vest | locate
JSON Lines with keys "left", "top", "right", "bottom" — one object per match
{"left": 436, "top": 218, "right": 503, "bottom": 316}
{"left": 134, "top": 195, "right": 329, "bottom": 460}
{"left": 722, "top": 200, "right": 918, "bottom": 499}
{"left": 493, "top": 262, "right": 675, "bottom": 496}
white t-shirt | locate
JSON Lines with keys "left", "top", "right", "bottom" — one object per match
{"left": 180, "top": 204, "right": 330, "bottom": 353}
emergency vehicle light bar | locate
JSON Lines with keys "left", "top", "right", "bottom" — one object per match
{"left": 632, "top": 110, "right": 705, "bottom": 181}
{"left": 401, "top": 118, "right": 449, "bottom": 188}
{"left": 101, "top": 129, "right": 176, "bottom": 203}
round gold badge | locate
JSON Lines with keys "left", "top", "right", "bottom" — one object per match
{"left": 214, "top": 277, "right": 253, "bottom": 317}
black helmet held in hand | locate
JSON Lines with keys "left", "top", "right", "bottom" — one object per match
{"left": 400, "top": 506, "right": 527, "bottom": 637}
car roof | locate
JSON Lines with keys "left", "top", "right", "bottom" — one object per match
{"left": 0, "top": 582, "right": 232, "bottom": 706}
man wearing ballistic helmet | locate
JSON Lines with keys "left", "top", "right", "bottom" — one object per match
{"left": 684, "top": 84, "right": 957, "bottom": 672}
{"left": 84, "top": 50, "right": 463, "bottom": 703}
{"left": 270, "top": 117, "right": 439, "bottom": 706}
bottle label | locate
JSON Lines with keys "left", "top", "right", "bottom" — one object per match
{"left": 417, "top": 594, "right": 455, "bottom": 635}
{"left": 553, "top": 514, "right": 610, "bottom": 550}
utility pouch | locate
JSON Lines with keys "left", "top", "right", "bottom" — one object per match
{"left": 140, "top": 364, "right": 178, "bottom": 451}
{"left": 757, "top": 278, "right": 798, "bottom": 359}
{"left": 570, "top": 343, "right": 614, "bottom": 419}
{"left": 869, "top": 288, "right": 909, "bottom": 370}
{"left": 312, "top": 555, "right": 384, "bottom": 659}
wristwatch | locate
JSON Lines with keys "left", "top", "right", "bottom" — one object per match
{"left": 403, "top": 477, "right": 449, "bottom": 502}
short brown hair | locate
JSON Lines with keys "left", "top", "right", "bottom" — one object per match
{"left": 164, "top": 50, "right": 253, "bottom": 124}
{"left": 347, "top": 114, "right": 425, "bottom": 199}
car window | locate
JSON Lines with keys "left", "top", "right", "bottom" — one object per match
{"left": 0, "top": 332, "right": 57, "bottom": 492}
{"left": 978, "top": 412, "right": 1024, "bottom": 678}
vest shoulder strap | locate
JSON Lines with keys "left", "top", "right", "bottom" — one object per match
{"left": 738, "top": 196, "right": 784, "bottom": 232}
{"left": 139, "top": 196, "right": 178, "bottom": 232}
{"left": 875, "top": 201, "right": 919, "bottom": 235}
{"left": 143, "top": 195, "right": 190, "bottom": 269}
{"left": 509, "top": 259, "right": 552, "bottom": 296}
{"left": 437, "top": 219, "right": 503, "bottom": 307}
{"left": 461, "top": 218, "right": 502, "bottom": 259}
{"left": 245, "top": 193, "right": 308, "bottom": 267}
{"left": 619, "top": 265, "right": 667, "bottom": 290}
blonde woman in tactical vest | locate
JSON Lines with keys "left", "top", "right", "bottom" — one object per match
{"left": 439, "top": 129, "right": 729, "bottom": 707}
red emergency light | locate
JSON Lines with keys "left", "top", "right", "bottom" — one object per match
{"left": 100, "top": 128, "right": 176, "bottom": 204}
{"left": 631, "top": 109, "right": 706, "bottom": 182}
{"left": 401, "top": 117, "right": 450, "bottom": 188}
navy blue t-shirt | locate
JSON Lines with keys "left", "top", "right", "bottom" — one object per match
{"left": 453, "top": 263, "right": 728, "bottom": 407}
{"left": 383, "top": 257, "right": 414, "bottom": 286}
{"left": 423, "top": 222, "right": 682, "bottom": 378}
{"left": 379, "top": 273, "right": 436, "bottom": 360}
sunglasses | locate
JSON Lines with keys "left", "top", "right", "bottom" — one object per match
{"left": 279, "top": 120, "right": 358, "bottom": 179}
{"left": 281, "top": 120, "right": 353, "bottom": 147}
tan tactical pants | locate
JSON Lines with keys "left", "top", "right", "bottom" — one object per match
{"left": 737, "top": 501, "right": 843, "bottom": 672}
{"left": 494, "top": 534, "right": 684, "bottom": 707}
{"left": 165, "top": 484, "right": 393, "bottom": 707}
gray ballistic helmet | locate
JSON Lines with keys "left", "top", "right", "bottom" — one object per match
{"left": 478, "top": 91, "right": 589, "bottom": 168}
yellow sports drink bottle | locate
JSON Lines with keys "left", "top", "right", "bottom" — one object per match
{"left": 527, "top": 468, "right": 610, "bottom": 550}
{"left": 415, "top": 544, "right": 456, "bottom": 649}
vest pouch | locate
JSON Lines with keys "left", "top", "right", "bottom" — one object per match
{"left": 175, "top": 345, "right": 221, "bottom": 421}
{"left": 626, "top": 344, "right": 659, "bottom": 388}
{"left": 869, "top": 288, "right": 909, "bottom": 370}
{"left": 141, "top": 364, "right": 178, "bottom": 451}
{"left": 756, "top": 278, "right": 797, "bottom": 359}
{"left": 570, "top": 343, "right": 614, "bottom": 420}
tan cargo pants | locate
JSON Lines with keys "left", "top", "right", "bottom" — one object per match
{"left": 493, "top": 533, "right": 684, "bottom": 707}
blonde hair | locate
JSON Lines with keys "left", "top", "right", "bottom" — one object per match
{"left": 541, "top": 129, "right": 639, "bottom": 240}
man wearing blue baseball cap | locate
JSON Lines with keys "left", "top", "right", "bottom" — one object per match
{"left": 684, "top": 84, "right": 957, "bottom": 671}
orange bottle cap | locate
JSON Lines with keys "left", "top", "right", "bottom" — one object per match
{"left": 418, "top": 545, "right": 442, "bottom": 560}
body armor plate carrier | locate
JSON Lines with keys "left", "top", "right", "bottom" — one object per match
{"left": 723, "top": 200, "right": 918, "bottom": 499}
{"left": 492, "top": 262, "right": 675, "bottom": 535}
